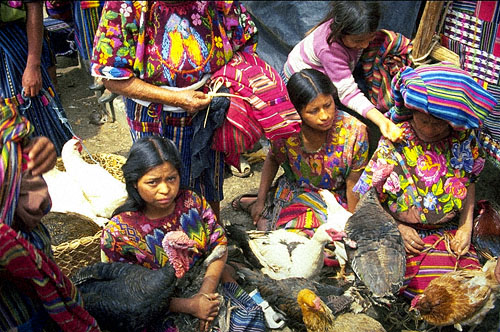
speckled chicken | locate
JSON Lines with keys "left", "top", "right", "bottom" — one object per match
{"left": 236, "top": 266, "right": 349, "bottom": 331}
{"left": 472, "top": 200, "right": 500, "bottom": 262}
{"left": 345, "top": 187, "right": 405, "bottom": 304}
{"left": 297, "top": 288, "right": 386, "bottom": 332}
{"left": 410, "top": 259, "right": 500, "bottom": 331}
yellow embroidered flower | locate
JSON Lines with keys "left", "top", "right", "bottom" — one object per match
{"left": 215, "top": 36, "right": 223, "bottom": 48}
{"left": 99, "top": 52, "right": 110, "bottom": 65}
{"left": 403, "top": 146, "right": 418, "bottom": 167}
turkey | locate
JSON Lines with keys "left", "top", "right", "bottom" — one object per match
{"left": 236, "top": 266, "right": 348, "bottom": 331}
{"left": 297, "top": 288, "right": 386, "bottom": 332}
{"left": 318, "top": 189, "right": 354, "bottom": 279}
{"left": 72, "top": 262, "right": 177, "bottom": 332}
{"left": 72, "top": 231, "right": 227, "bottom": 332}
{"left": 345, "top": 187, "right": 405, "bottom": 304}
{"left": 44, "top": 139, "right": 128, "bottom": 226}
{"left": 226, "top": 222, "right": 353, "bottom": 280}
{"left": 164, "top": 231, "right": 228, "bottom": 332}
{"left": 472, "top": 200, "right": 500, "bottom": 263}
{"left": 410, "top": 259, "right": 500, "bottom": 331}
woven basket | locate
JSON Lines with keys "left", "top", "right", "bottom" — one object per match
{"left": 50, "top": 152, "right": 126, "bottom": 276}
{"left": 52, "top": 231, "right": 102, "bottom": 278}
{"left": 55, "top": 152, "right": 126, "bottom": 183}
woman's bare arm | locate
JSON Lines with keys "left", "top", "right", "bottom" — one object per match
{"left": 104, "top": 77, "right": 211, "bottom": 113}
{"left": 23, "top": 2, "right": 43, "bottom": 97}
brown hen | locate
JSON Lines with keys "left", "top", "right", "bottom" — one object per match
{"left": 410, "top": 259, "right": 500, "bottom": 331}
{"left": 297, "top": 289, "right": 386, "bottom": 332}
{"left": 472, "top": 200, "right": 500, "bottom": 262}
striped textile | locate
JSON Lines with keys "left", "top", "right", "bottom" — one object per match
{"left": 402, "top": 228, "right": 481, "bottom": 299}
{"left": 388, "top": 62, "right": 497, "bottom": 129}
{"left": 0, "top": 222, "right": 100, "bottom": 331}
{"left": 211, "top": 95, "right": 262, "bottom": 167}
{"left": 275, "top": 189, "right": 327, "bottom": 230}
{"left": 439, "top": 1, "right": 500, "bottom": 152}
{"left": 210, "top": 51, "right": 301, "bottom": 168}
{"left": 360, "top": 29, "right": 413, "bottom": 112}
{"left": 442, "top": 8, "right": 500, "bottom": 84}
{"left": 125, "top": 100, "right": 224, "bottom": 201}
{"left": 0, "top": 23, "right": 72, "bottom": 155}
{"left": 222, "top": 282, "right": 265, "bottom": 332}
{"left": 72, "top": 1, "right": 104, "bottom": 61}
{"left": 0, "top": 223, "right": 56, "bottom": 331}
{"left": 0, "top": 103, "right": 31, "bottom": 227}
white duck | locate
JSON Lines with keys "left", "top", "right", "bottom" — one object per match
{"left": 43, "top": 139, "right": 128, "bottom": 226}
{"left": 318, "top": 189, "right": 354, "bottom": 279}
{"left": 243, "top": 222, "right": 349, "bottom": 280}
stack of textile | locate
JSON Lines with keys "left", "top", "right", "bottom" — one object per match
{"left": 440, "top": 0, "right": 500, "bottom": 167}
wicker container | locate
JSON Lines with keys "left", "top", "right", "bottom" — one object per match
{"left": 52, "top": 231, "right": 102, "bottom": 278}
{"left": 55, "top": 152, "right": 126, "bottom": 183}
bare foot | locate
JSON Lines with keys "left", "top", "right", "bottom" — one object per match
{"left": 231, "top": 195, "right": 257, "bottom": 213}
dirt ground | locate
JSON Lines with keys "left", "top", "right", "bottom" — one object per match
{"left": 54, "top": 57, "right": 500, "bottom": 332}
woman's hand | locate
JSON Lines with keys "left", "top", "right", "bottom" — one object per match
{"left": 251, "top": 199, "right": 266, "bottom": 229}
{"left": 188, "top": 293, "right": 220, "bottom": 331}
{"left": 397, "top": 222, "right": 424, "bottom": 254}
{"left": 22, "top": 64, "right": 43, "bottom": 97}
{"left": 380, "top": 117, "right": 403, "bottom": 142}
{"left": 451, "top": 227, "right": 471, "bottom": 256}
{"left": 365, "top": 108, "right": 403, "bottom": 142}
{"left": 177, "top": 90, "right": 212, "bottom": 114}
{"left": 23, "top": 136, "right": 57, "bottom": 176}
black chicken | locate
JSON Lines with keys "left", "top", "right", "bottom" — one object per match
{"left": 71, "top": 262, "right": 176, "bottom": 332}
{"left": 236, "top": 266, "right": 348, "bottom": 331}
{"left": 472, "top": 200, "right": 500, "bottom": 263}
{"left": 345, "top": 187, "right": 406, "bottom": 305}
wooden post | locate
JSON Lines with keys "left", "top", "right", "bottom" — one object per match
{"left": 412, "top": 1, "right": 445, "bottom": 60}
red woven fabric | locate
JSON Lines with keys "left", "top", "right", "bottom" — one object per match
{"left": 0, "top": 222, "right": 100, "bottom": 332}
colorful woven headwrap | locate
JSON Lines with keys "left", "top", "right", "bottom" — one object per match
{"left": 387, "top": 62, "right": 497, "bottom": 129}
{"left": 0, "top": 102, "right": 32, "bottom": 226}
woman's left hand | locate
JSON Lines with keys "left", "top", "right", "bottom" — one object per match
{"left": 451, "top": 228, "right": 471, "bottom": 256}
{"left": 23, "top": 136, "right": 57, "bottom": 176}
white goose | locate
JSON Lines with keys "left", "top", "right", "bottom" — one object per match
{"left": 245, "top": 222, "right": 349, "bottom": 280}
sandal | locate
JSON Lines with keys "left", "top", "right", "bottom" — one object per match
{"left": 231, "top": 194, "right": 258, "bottom": 213}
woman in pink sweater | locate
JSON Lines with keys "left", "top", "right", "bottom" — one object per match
{"left": 284, "top": 1, "right": 401, "bottom": 141}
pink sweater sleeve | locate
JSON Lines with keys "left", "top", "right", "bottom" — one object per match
{"left": 315, "top": 38, "right": 375, "bottom": 117}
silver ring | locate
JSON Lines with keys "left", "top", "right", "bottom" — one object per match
{"left": 410, "top": 240, "right": 415, "bottom": 246}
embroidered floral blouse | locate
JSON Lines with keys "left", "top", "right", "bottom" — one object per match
{"left": 353, "top": 122, "right": 485, "bottom": 224}
{"left": 101, "top": 189, "right": 227, "bottom": 269}
{"left": 270, "top": 110, "right": 369, "bottom": 205}
{"left": 90, "top": 1, "right": 257, "bottom": 87}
